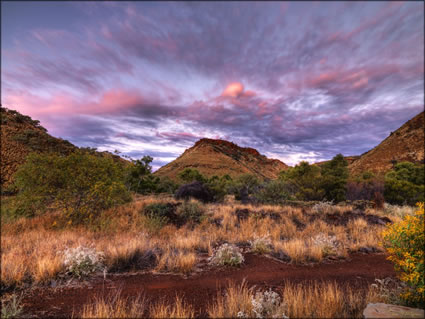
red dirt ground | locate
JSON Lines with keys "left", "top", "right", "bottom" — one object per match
{"left": 21, "top": 253, "right": 395, "bottom": 318}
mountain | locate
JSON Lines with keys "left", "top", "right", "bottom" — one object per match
{"left": 154, "top": 138, "right": 289, "bottom": 181}
{"left": 1, "top": 107, "right": 77, "bottom": 188}
{"left": 0, "top": 107, "right": 128, "bottom": 189}
{"left": 348, "top": 111, "right": 424, "bottom": 175}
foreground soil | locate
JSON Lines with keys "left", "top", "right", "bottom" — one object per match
{"left": 21, "top": 253, "right": 395, "bottom": 318}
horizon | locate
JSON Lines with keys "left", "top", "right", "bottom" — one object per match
{"left": 2, "top": 1, "right": 424, "bottom": 170}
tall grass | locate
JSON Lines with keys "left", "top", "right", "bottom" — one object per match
{"left": 2, "top": 196, "right": 395, "bottom": 288}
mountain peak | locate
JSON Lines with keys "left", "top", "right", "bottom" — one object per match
{"left": 155, "top": 138, "right": 288, "bottom": 181}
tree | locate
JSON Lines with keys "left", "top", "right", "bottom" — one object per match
{"left": 178, "top": 168, "right": 206, "bottom": 183}
{"left": 14, "top": 151, "right": 131, "bottom": 223}
{"left": 125, "top": 156, "right": 160, "bottom": 194}
{"left": 384, "top": 162, "right": 424, "bottom": 205}
{"left": 320, "top": 154, "right": 349, "bottom": 202}
{"left": 206, "top": 174, "right": 233, "bottom": 202}
{"left": 254, "top": 180, "right": 291, "bottom": 204}
{"left": 279, "top": 161, "right": 324, "bottom": 201}
{"left": 228, "top": 174, "right": 260, "bottom": 201}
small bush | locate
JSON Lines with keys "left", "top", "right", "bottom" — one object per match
{"left": 63, "top": 246, "right": 106, "bottom": 279}
{"left": 175, "top": 181, "right": 213, "bottom": 202}
{"left": 143, "top": 203, "right": 178, "bottom": 224}
{"left": 311, "top": 201, "right": 334, "bottom": 214}
{"left": 177, "top": 201, "right": 205, "bottom": 224}
{"left": 250, "top": 289, "right": 288, "bottom": 319}
{"left": 382, "top": 202, "right": 424, "bottom": 307}
{"left": 210, "top": 243, "right": 244, "bottom": 266}
{"left": 311, "top": 233, "right": 340, "bottom": 256}
{"left": 1, "top": 294, "right": 23, "bottom": 319}
{"left": 249, "top": 236, "right": 272, "bottom": 255}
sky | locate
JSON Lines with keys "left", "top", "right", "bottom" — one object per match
{"left": 2, "top": 1, "right": 424, "bottom": 170}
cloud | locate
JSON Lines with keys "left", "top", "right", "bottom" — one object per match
{"left": 2, "top": 1, "right": 423, "bottom": 169}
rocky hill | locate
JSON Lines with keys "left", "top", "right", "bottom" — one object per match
{"left": 348, "top": 111, "right": 424, "bottom": 175}
{"left": 1, "top": 107, "right": 128, "bottom": 189}
{"left": 154, "top": 138, "right": 289, "bottom": 181}
{"left": 1, "top": 107, "right": 77, "bottom": 188}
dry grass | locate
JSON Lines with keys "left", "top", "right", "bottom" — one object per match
{"left": 155, "top": 247, "right": 197, "bottom": 274}
{"left": 149, "top": 296, "right": 195, "bottom": 318}
{"left": 281, "top": 281, "right": 367, "bottom": 318}
{"left": 80, "top": 291, "right": 146, "bottom": 318}
{"left": 207, "top": 280, "right": 254, "bottom": 318}
{"left": 1, "top": 196, "right": 395, "bottom": 288}
{"left": 207, "top": 280, "right": 379, "bottom": 318}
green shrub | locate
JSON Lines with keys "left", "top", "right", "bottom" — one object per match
{"left": 384, "top": 162, "right": 424, "bottom": 205}
{"left": 143, "top": 203, "right": 177, "bottom": 224}
{"left": 254, "top": 180, "right": 291, "bottom": 204}
{"left": 206, "top": 174, "right": 233, "bottom": 202}
{"left": 125, "top": 156, "right": 160, "bottom": 194}
{"left": 178, "top": 168, "right": 206, "bottom": 183}
{"left": 279, "top": 161, "right": 324, "bottom": 201}
{"left": 177, "top": 201, "right": 205, "bottom": 224}
{"left": 382, "top": 202, "right": 424, "bottom": 307}
{"left": 320, "top": 154, "right": 349, "bottom": 202}
{"left": 13, "top": 151, "right": 131, "bottom": 223}
{"left": 228, "top": 174, "right": 260, "bottom": 201}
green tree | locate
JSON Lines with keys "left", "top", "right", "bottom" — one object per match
{"left": 125, "top": 156, "right": 160, "bottom": 194}
{"left": 178, "top": 168, "right": 206, "bottom": 183}
{"left": 320, "top": 154, "right": 349, "bottom": 202}
{"left": 384, "top": 162, "right": 425, "bottom": 205}
{"left": 279, "top": 161, "right": 324, "bottom": 201}
{"left": 14, "top": 151, "right": 131, "bottom": 223}
{"left": 228, "top": 174, "right": 260, "bottom": 201}
{"left": 156, "top": 176, "right": 179, "bottom": 194}
{"left": 254, "top": 180, "right": 291, "bottom": 204}
{"left": 206, "top": 174, "right": 233, "bottom": 202}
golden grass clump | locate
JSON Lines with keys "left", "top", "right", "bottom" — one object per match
{"left": 149, "top": 296, "right": 195, "bottom": 318}
{"left": 80, "top": 291, "right": 146, "bottom": 318}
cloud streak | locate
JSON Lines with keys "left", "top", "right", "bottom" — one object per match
{"left": 2, "top": 1, "right": 423, "bottom": 167}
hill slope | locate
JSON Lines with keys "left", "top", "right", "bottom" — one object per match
{"left": 1, "top": 107, "right": 129, "bottom": 189}
{"left": 1, "top": 107, "right": 77, "bottom": 188}
{"left": 154, "top": 138, "right": 289, "bottom": 181}
{"left": 348, "top": 111, "right": 424, "bottom": 175}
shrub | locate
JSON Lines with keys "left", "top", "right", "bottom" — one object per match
{"left": 279, "top": 161, "right": 324, "bottom": 201}
{"left": 178, "top": 168, "right": 206, "bottom": 183}
{"left": 13, "top": 151, "right": 131, "bottom": 223}
{"left": 210, "top": 243, "right": 244, "bottom": 266}
{"left": 250, "top": 289, "right": 288, "bottom": 319}
{"left": 125, "top": 156, "right": 160, "bottom": 194}
{"left": 249, "top": 236, "right": 272, "bottom": 255}
{"left": 177, "top": 201, "right": 205, "bottom": 224}
{"left": 175, "top": 181, "right": 213, "bottom": 203}
{"left": 311, "top": 201, "right": 334, "bottom": 214}
{"left": 384, "top": 162, "right": 424, "bottom": 205}
{"left": 382, "top": 202, "right": 424, "bottom": 307}
{"left": 228, "top": 174, "right": 260, "bottom": 202}
{"left": 253, "top": 180, "right": 291, "bottom": 204}
{"left": 206, "top": 175, "right": 233, "bottom": 202}
{"left": 320, "top": 154, "right": 349, "bottom": 202}
{"left": 63, "top": 245, "right": 106, "bottom": 279}
{"left": 143, "top": 203, "right": 178, "bottom": 225}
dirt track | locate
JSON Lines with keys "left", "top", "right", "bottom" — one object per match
{"left": 20, "top": 252, "right": 395, "bottom": 318}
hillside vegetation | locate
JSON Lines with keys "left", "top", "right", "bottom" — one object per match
{"left": 155, "top": 138, "right": 289, "bottom": 181}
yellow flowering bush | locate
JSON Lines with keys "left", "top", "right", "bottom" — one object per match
{"left": 382, "top": 202, "right": 424, "bottom": 307}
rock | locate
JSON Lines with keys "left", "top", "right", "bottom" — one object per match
{"left": 363, "top": 303, "right": 424, "bottom": 318}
